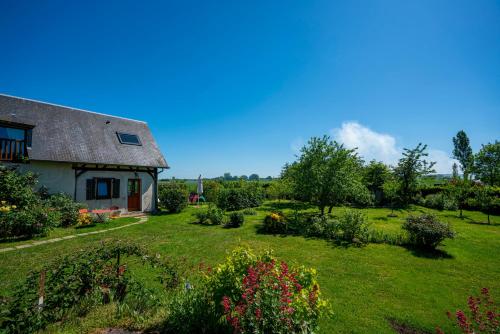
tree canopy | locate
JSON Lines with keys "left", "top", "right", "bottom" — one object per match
{"left": 474, "top": 141, "right": 500, "bottom": 186}
{"left": 452, "top": 130, "right": 474, "bottom": 180}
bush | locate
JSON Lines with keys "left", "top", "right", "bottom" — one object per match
{"left": 242, "top": 208, "right": 257, "bottom": 215}
{"left": 216, "top": 186, "right": 264, "bottom": 211}
{"left": 47, "top": 193, "right": 83, "bottom": 227}
{"left": 402, "top": 214, "right": 454, "bottom": 249}
{"left": 336, "top": 209, "right": 370, "bottom": 243}
{"left": 227, "top": 212, "right": 245, "bottom": 228}
{"left": 213, "top": 248, "right": 329, "bottom": 334}
{"left": 0, "top": 240, "right": 179, "bottom": 333}
{"left": 304, "top": 215, "right": 338, "bottom": 239}
{"left": 436, "top": 288, "right": 499, "bottom": 334}
{"left": 193, "top": 205, "right": 225, "bottom": 225}
{"left": 159, "top": 182, "right": 189, "bottom": 213}
{"left": 0, "top": 203, "right": 60, "bottom": 239}
{"left": 263, "top": 212, "right": 287, "bottom": 233}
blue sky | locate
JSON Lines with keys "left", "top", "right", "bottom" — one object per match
{"left": 1, "top": 0, "right": 499, "bottom": 178}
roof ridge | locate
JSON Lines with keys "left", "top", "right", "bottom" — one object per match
{"left": 0, "top": 93, "right": 147, "bottom": 124}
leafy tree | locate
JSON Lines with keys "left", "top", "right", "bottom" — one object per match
{"left": 283, "top": 136, "right": 367, "bottom": 214}
{"left": 223, "top": 172, "right": 233, "bottom": 181}
{"left": 382, "top": 177, "right": 399, "bottom": 216}
{"left": 475, "top": 186, "right": 496, "bottom": 224}
{"left": 363, "top": 160, "right": 390, "bottom": 205}
{"left": 393, "top": 143, "right": 435, "bottom": 205}
{"left": 267, "top": 179, "right": 292, "bottom": 201}
{"left": 448, "top": 179, "right": 471, "bottom": 218}
{"left": 240, "top": 175, "right": 249, "bottom": 180}
{"left": 249, "top": 174, "right": 260, "bottom": 181}
{"left": 453, "top": 130, "right": 474, "bottom": 180}
{"left": 474, "top": 141, "right": 500, "bottom": 186}
{"left": 452, "top": 162, "right": 459, "bottom": 180}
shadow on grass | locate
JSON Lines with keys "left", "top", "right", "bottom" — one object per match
{"left": 403, "top": 245, "right": 454, "bottom": 259}
{"left": 257, "top": 201, "right": 314, "bottom": 212}
{"left": 387, "top": 318, "right": 433, "bottom": 334}
{"left": 373, "top": 216, "right": 389, "bottom": 221}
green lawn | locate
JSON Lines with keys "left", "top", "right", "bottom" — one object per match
{"left": 0, "top": 202, "right": 499, "bottom": 333}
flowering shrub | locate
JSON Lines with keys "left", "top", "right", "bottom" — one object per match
{"left": 47, "top": 193, "right": 83, "bottom": 227}
{"left": 158, "top": 181, "right": 189, "bottom": 213}
{"left": 263, "top": 212, "right": 287, "bottom": 233}
{"left": 209, "top": 248, "right": 329, "bottom": 333}
{"left": 222, "top": 259, "right": 328, "bottom": 333}
{"left": 77, "top": 212, "right": 93, "bottom": 227}
{"left": 402, "top": 214, "right": 454, "bottom": 249}
{"left": 162, "top": 247, "right": 329, "bottom": 334}
{"left": 436, "top": 288, "right": 499, "bottom": 334}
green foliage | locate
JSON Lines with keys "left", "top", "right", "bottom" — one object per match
{"left": 423, "top": 193, "right": 458, "bottom": 211}
{"left": 216, "top": 185, "right": 263, "bottom": 211}
{"left": 193, "top": 205, "right": 225, "bottom": 225}
{"left": 363, "top": 160, "right": 391, "bottom": 205}
{"left": 383, "top": 177, "right": 400, "bottom": 214}
{"left": 202, "top": 180, "right": 223, "bottom": 203}
{"left": 159, "top": 181, "right": 189, "bottom": 213}
{"left": 336, "top": 209, "right": 370, "bottom": 243}
{"left": 474, "top": 141, "right": 499, "bottom": 186}
{"left": 0, "top": 240, "right": 179, "bottom": 333}
{"left": 248, "top": 173, "right": 260, "bottom": 181}
{"left": 47, "top": 193, "right": 83, "bottom": 227}
{"left": 283, "top": 135, "right": 368, "bottom": 214}
{"left": 242, "top": 208, "right": 257, "bottom": 215}
{"left": 266, "top": 178, "right": 293, "bottom": 201}
{"left": 453, "top": 130, "right": 474, "bottom": 180}
{"left": 303, "top": 214, "right": 338, "bottom": 239}
{"left": 474, "top": 186, "right": 498, "bottom": 224}
{"left": 0, "top": 164, "right": 39, "bottom": 209}
{"left": 227, "top": 211, "right": 245, "bottom": 228}
{"left": 402, "top": 214, "right": 455, "bottom": 249}
{"left": 176, "top": 248, "right": 329, "bottom": 334}
{"left": 394, "top": 143, "right": 435, "bottom": 205}
{"left": 263, "top": 212, "right": 287, "bottom": 233}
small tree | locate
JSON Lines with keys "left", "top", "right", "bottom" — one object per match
{"left": 452, "top": 162, "right": 459, "bottom": 180}
{"left": 393, "top": 143, "right": 435, "bottom": 205}
{"left": 283, "top": 136, "right": 366, "bottom": 215}
{"left": 453, "top": 130, "right": 474, "bottom": 180}
{"left": 475, "top": 186, "right": 496, "bottom": 224}
{"left": 474, "top": 141, "right": 500, "bottom": 186}
{"left": 363, "top": 160, "right": 390, "bottom": 205}
{"left": 448, "top": 179, "right": 471, "bottom": 219}
{"left": 382, "top": 177, "right": 399, "bottom": 217}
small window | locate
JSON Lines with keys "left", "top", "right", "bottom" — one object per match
{"left": 117, "top": 132, "right": 141, "bottom": 146}
{"left": 96, "top": 178, "right": 112, "bottom": 199}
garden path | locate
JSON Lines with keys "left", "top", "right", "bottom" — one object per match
{"left": 0, "top": 216, "right": 147, "bottom": 253}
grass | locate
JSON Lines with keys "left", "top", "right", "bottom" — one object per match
{"left": 0, "top": 202, "right": 499, "bottom": 333}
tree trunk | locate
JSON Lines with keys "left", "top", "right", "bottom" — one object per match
{"left": 487, "top": 213, "right": 490, "bottom": 225}
{"left": 460, "top": 208, "right": 463, "bottom": 219}
{"left": 328, "top": 206, "right": 333, "bottom": 214}
{"left": 320, "top": 206, "right": 325, "bottom": 215}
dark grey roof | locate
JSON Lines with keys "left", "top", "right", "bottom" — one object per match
{"left": 0, "top": 94, "right": 168, "bottom": 168}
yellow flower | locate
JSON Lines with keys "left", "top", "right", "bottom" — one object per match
{"left": 11, "top": 205, "right": 16, "bottom": 209}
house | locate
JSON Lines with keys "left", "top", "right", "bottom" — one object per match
{"left": 0, "top": 94, "right": 168, "bottom": 213}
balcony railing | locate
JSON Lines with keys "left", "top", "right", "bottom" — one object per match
{"left": 0, "top": 138, "right": 27, "bottom": 161}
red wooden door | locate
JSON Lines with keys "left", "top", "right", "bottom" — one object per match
{"left": 127, "top": 179, "right": 141, "bottom": 211}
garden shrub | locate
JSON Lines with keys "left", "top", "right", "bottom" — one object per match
{"left": 216, "top": 186, "right": 264, "bottom": 211}
{"left": 227, "top": 211, "right": 245, "bottom": 228}
{"left": 402, "top": 214, "right": 454, "bottom": 249}
{"left": 47, "top": 193, "right": 83, "bottom": 227}
{"left": 193, "top": 205, "right": 225, "bottom": 225}
{"left": 242, "top": 208, "right": 257, "bottom": 215}
{"left": 159, "top": 181, "right": 189, "bottom": 213}
{"left": 0, "top": 203, "right": 60, "bottom": 238}
{"left": 422, "top": 193, "right": 458, "bottom": 211}
{"left": 0, "top": 240, "right": 179, "bottom": 334}
{"left": 263, "top": 212, "right": 287, "bottom": 233}
{"left": 304, "top": 215, "right": 338, "bottom": 239}
{"left": 212, "top": 248, "right": 329, "bottom": 334}
{"left": 336, "top": 209, "right": 370, "bottom": 243}
{"left": 436, "top": 288, "right": 499, "bottom": 334}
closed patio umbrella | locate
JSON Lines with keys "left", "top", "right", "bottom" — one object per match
{"left": 197, "top": 174, "right": 203, "bottom": 195}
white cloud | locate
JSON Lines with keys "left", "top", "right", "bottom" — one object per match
{"left": 330, "top": 121, "right": 456, "bottom": 174}
{"left": 332, "top": 122, "right": 400, "bottom": 165}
